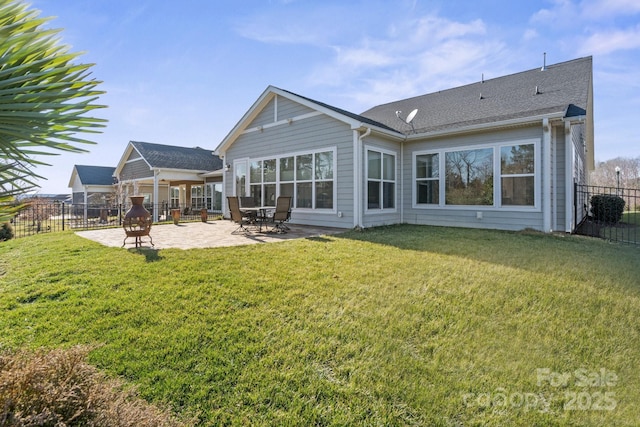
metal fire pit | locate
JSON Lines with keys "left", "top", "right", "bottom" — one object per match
{"left": 122, "top": 196, "right": 153, "bottom": 248}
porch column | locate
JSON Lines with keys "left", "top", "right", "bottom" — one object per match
{"left": 153, "top": 170, "right": 160, "bottom": 222}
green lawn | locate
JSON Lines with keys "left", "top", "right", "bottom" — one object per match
{"left": 1, "top": 225, "right": 639, "bottom": 426}
{"left": 595, "top": 211, "right": 640, "bottom": 244}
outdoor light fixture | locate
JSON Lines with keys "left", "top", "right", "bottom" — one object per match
{"left": 224, "top": 164, "right": 231, "bottom": 172}
{"left": 615, "top": 166, "right": 621, "bottom": 194}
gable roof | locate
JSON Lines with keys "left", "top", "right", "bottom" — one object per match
{"left": 360, "top": 56, "right": 592, "bottom": 135}
{"left": 130, "top": 141, "right": 223, "bottom": 171}
{"left": 278, "top": 88, "right": 398, "bottom": 133}
{"left": 215, "top": 86, "right": 403, "bottom": 155}
{"left": 73, "top": 165, "right": 116, "bottom": 186}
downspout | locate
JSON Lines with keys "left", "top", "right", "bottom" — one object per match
{"left": 354, "top": 127, "right": 371, "bottom": 228}
{"left": 400, "top": 137, "right": 404, "bottom": 225}
{"left": 542, "top": 118, "right": 552, "bottom": 233}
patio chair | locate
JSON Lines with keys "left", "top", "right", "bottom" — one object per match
{"left": 270, "top": 196, "right": 292, "bottom": 233}
{"left": 227, "top": 196, "right": 252, "bottom": 234}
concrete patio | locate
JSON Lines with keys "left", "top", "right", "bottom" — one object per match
{"left": 76, "top": 220, "right": 346, "bottom": 250}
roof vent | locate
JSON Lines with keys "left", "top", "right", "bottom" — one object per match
{"left": 534, "top": 85, "right": 541, "bottom": 95}
{"left": 541, "top": 52, "right": 547, "bottom": 71}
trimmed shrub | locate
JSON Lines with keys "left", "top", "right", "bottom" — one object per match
{"left": 591, "top": 194, "right": 625, "bottom": 224}
{"left": 0, "top": 346, "right": 191, "bottom": 426}
{"left": 0, "top": 222, "right": 13, "bottom": 241}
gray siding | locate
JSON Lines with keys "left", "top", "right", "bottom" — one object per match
{"left": 120, "top": 159, "right": 153, "bottom": 179}
{"left": 226, "top": 112, "right": 355, "bottom": 229}
{"left": 276, "top": 96, "right": 315, "bottom": 121}
{"left": 402, "top": 125, "right": 545, "bottom": 231}
{"left": 250, "top": 98, "right": 276, "bottom": 127}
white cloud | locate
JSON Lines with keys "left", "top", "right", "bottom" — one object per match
{"left": 581, "top": 0, "right": 640, "bottom": 19}
{"left": 579, "top": 25, "right": 640, "bottom": 55}
{"left": 530, "top": 0, "right": 575, "bottom": 26}
{"left": 307, "top": 13, "right": 506, "bottom": 110}
{"left": 522, "top": 28, "right": 538, "bottom": 41}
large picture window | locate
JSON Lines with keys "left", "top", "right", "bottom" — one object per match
{"left": 414, "top": 140, "right": 537, "bottom": 208}
{"left": 246, "top": 148, "right": 335, "bottom": 210}
{"left": 446, "top": 148, "right": 493, "bottom": 205}
{"left": 367, "top": 149, "right": 396, "bottom": 210}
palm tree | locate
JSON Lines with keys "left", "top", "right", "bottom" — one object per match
{"left": 0, "top": 0, "right": 106, "bottom": 222}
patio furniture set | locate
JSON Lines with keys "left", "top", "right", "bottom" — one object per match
{"left": 227, "top": 196, "right": 291, "bottom": 234}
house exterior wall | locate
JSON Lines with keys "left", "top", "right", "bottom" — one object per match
{"left": 402, "top": 125, "right": 546, "bottom": 231}
{"left": 120, "top": 158, "right": 152, "bottom": 180}
{"left": 276, "top": 96, "right": 315, "bottom": 120}
{"left": 224, "top": 109, "right": 355, "bottom": 228}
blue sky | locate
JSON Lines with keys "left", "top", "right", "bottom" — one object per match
{"left": 28, "top": 0, "right": 640, "bottom": 194}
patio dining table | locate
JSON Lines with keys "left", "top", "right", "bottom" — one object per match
{"left": 240, "top": 206, "right": 274, "bottom": 232}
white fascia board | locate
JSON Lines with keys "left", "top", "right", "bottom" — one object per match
{"left": 200, "top": 169, "right": 224, "bottom": 178}
{"left": 67, "top": 167, "right": 78, "bottom": 188}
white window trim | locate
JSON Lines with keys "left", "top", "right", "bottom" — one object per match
{"left": 412, "top": 139, "right": 541, "bottom": 211}
{"left": 244, "top": 146, "right": 337, "bottom": 213}
{"left": 497, "top": 141, "right": 540, "bottom": 210}
{"left": 365, "top": 145, "right": 398, "bottom": 215}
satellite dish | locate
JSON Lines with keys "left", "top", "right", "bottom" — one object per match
{"left": 405, "top": 108, "right": 418, "bottom": 124}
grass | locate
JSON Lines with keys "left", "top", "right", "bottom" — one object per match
{"left": 594, "top": 211, "right": 640, "bottom": 244}
{"left": 0, "top": 224, "right": 639, "bottom": 425}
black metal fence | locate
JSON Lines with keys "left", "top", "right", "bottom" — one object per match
{"left": 574, "top": 184, "right": 640, "bottom": 245}
{"left": 7, "top": 202, "right": 223, "bottom": 239}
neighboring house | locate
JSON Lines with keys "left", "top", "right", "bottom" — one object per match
{"left": 113, "top": 141, "right": 224, "bottom": 221}
{"left": 68, "top": 165, "right": 116, "bottom": 205}
{"left": 215, "top": 56, "right": 594, "bottom": 233}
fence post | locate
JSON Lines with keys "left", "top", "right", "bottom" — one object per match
{"left": 62, "top": 202, "right": 65, "bottom": 231}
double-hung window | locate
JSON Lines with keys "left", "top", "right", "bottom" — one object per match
{"left": 416, "top": 153, "right": 439, "bottom": 204}
{"left": 500, "top": 144, "right": 535, "bottom": 206}
{"left": 191, "top": 185, "right": 204, "bottom": 209}
{"left": 170, "top": 187, "right": 179, "bottom": 208}
{"left": 367, "top": 149, "right": 396, "bottom": 210}
{"left": 249, "top": 159, "right": 278, "bottom": 206}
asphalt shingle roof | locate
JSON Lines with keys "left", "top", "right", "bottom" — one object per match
{"left": 130, "top": 141, "right": 223, "bottom": 171}
{"left": 75, "top": 165, "right": 116, "bottom": 186}
{"left": 359, "top": 56, "right": 592, "bottom": 135}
